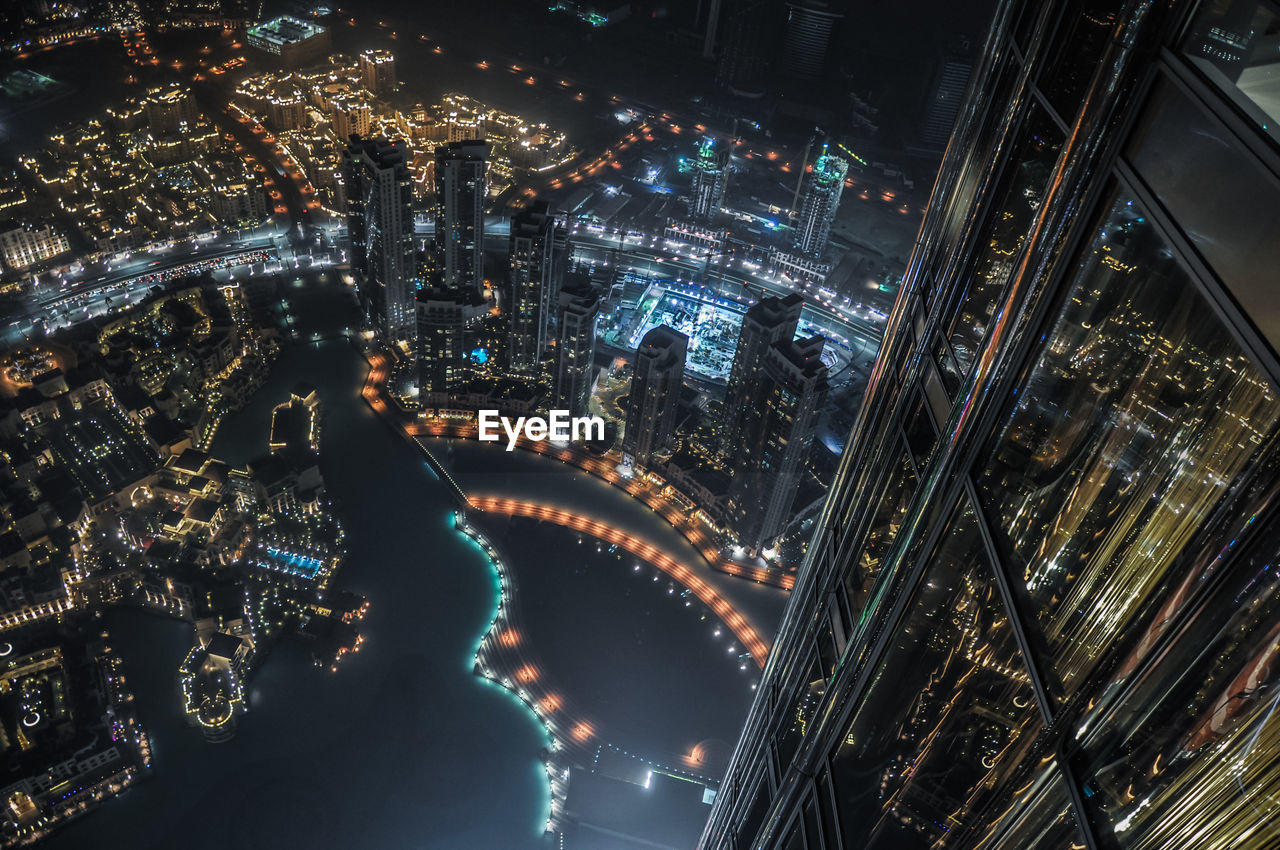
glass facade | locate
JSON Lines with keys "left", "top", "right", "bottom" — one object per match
{"left": 699, "top": 2, "right": 1280, "bottom": 850}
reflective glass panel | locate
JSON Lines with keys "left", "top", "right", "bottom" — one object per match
{"left": 840, "top": 442, "right": 916, "bottom": 620}
{"left": 774, "top": 653, "right": 827, "bottom": 775}
{"left": 977, "top": 191, "right": 1280, "bottom": 699}
{"left": 1077, "top": 518, "right": 1280, "bottom": 850}
{"left": 1182, "top": 0, "right": 1280, "bottom": 146}
{"left": 1127, "top": 79, "right": 1280, "bottom": 354}
{"left": 971, "top": 768, "right": 1085, "bottom": 850}
{"left": 1038, "top": 0, "right": 1122, "bottom": 121}
{"left": 829, "top": 501, "right": 1043, "bottom": 849}
{"left": 946, "top": 102, "right": 1064, "bottom": 377}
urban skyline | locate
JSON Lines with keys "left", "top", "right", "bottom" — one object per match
{"left": 0, "top": 0, "right": 1276, "bottom": 847}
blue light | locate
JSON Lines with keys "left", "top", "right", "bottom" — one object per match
{"left": 469, "top": 347, "right": 489, "bottom": 364}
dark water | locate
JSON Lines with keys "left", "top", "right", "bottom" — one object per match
{"left": 48, "top": 338, "right": 552, "bottom": 848}
{"left": 479, "top": 516, "right": 756, "bottom": 762}
{"left": 42, "top": 277, "right": 756, "bottom": 849}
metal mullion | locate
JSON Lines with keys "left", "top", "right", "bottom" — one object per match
{"left": 1054, "top": 741, "right": 1103, "bottom": 850}
{"left": 964, "top": 475, "right": 1058, "bottom": 726}
{"left": 1162, "top": 43, "right": 1280, "bottom": 174}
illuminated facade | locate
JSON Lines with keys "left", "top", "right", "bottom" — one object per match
{"left": 720, "top": 293, "right": 803, "bottom": 456}
{"left": 726, "top": 336, "right": 827, "bottom": 554}
{"left": 553, "top": 275, "right": 599, "bottom": 418}
{"left": 342, "top": 136, "right": 417, "bottom": 342}
{"left": 432, "top": 140, "right": 489, "bottom": 299}
{"left": 689, "top": 137, "right": 729, "bottom": 222}
{"left": 359, "top": 49, "right": 396, "bottom": 96}
{"left": 0, "top": 222, "right": 69, "bottom": 271}
{"left": 506, "top": 201, "right": 558, "bottom": 374}
{"left": 791, "top": 147, "right": 846, "bottom": 258}
{"left": 702, "top": 1, "right": 1280, "bottom": 849}
{"left": 622, "top": 325, "right": 687, "bottom": 469}
{"left": 245, "top": 16, "right": 330, "bottom": 66}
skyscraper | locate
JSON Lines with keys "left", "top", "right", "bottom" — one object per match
{"left": 726, "top": 335, "right": 827, "bottom": 554}
{"left": 720, "top": 293, "right": 803, "bottom": 455}
{"left": 689, "top": 137, "right": 729, "bottom": 222}
{"left": 359, "top": 49, "right": 395, "bottom": 96}
{"left": 415, "top": 290, "right": 488, "bottom": 394}
{"left": 553, "top": 274, "right": 599, "bottom": 418}
{"left": 917, "top": 37, "right": 977, "bottom": 152}
{"left": 781, "top": 0, "right": 842, "bottom": 80}
{"left": 791, "top": 146, "right": 847, "bottom": 258}
{"left": 714, "top": 0, "right": 783, "bottom": 96}
{"left": 701, "top": 1, "right": 1280, "bottom": 849}
{"left": 622, "top": 326, "right": 687, "bottom": 469}
{"left": 432, "top": 140, "right": 488, "bottom": 299}
{"left": 342, "top": 135, "right": 416, "bottom": 342}
{"left": 417, "top": 140, "right": 490, "bottom": 394}
{"left": 507, "top": 201, "right": 558, "bottom": 374}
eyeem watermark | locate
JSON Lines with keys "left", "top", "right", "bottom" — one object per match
{"left": 478, "top": 410, "right": 605, "bottom": 451}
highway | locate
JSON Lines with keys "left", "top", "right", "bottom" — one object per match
{"left": 1, "top": 229, "right": 323, "bottom": 347}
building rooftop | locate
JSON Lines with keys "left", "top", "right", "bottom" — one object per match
{"left": 246, "top": 16, "right": 327, "bottom": 48}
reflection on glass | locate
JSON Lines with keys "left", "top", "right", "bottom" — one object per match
{"left": 1077, "top": 521, "right": 1280, "bottom": 850}
{"left": 1182, "top": 0, "right": 1280, "bottom": 146}
{"left": 840, "top": 444, "right": 916, "bottom": 619}
{"left": 1127, "top": 80, "right": 1280, "bottom": 353}
{"left": 946, "top": 103, "right": 1063, "bottom": 378}
{"left": 774, "top": 654, "right": 827, "bottom": 776}
{"left": 830, "top": 501, "right": 1042, "bottom": 849}
{"left": 977, "top": 192, "right": 1280, "bottom": 699}
{"left": 904, "top": 391, "right": 936, "bottom": 473}
{"left": 971, "top": 768, "right": 1085, "bottom": 850}
{"left": 934, "top": 336, "right": 962, "bottom": 397}
{"left": 1038, "top": 0, "right": 1121, "bottom": 120}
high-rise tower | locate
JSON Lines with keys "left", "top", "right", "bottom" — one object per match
{"left": 417, "top": 140, "right": 490, "bottom": 394}
{"left": 726, "top": 335, "right": 828, "bottom": 554}
{"left": 507, "top": 201, "right": 558, "bottom": 374}
{"left": 702, "top": 1, "right": 1280, "bottom": 849}
{"left": 689, "top": 137, "right": 729, "bottom": 222}
{"left": 622, "top": 326, "right": 687, "bottom": 470}
{"left": 791, "top": 146, "right": 847, "bottom": 258}
{"left": 342, "top": 135, "right": 416, "bottom": 342}
{"left": 553, "top": 274, "right": 599, "bottom": 418}
{"left": 432, "top": 140, "right": 488, "bottom": 299}
{"left": 720, "top": 293, "right": 804, "bottom": 455}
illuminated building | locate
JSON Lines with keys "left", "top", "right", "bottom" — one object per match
{"left": 342, "top": 136, "right": 416, "bottom": 342}
{"left": 416, "top": 141, "right": 492, "bottom": 394}
{"left": 142, "top": 85, "right": 199, "bottom": 133}
{"left": 416, "top": 289, "right": 489, "bottom": 395}
{"left": 211, "top": 183, "right": 269, "bottom": 226}
{"left": 330, "top": 94, "right": 372, "bottom": 142}
{"left": 359, "top": 49, "right": 396, "bottom": 96}
{"left": 726, "top": 336, "right": 827, "bottom": 554}
{"left": 0, "top": 222, "right": 69, "bottom": 272}
{"left": 330, "top": 93, "right": 372, "bottom": 141}
{"left": 507, "top": 201, "right": 559, "bottom": 374}
{"left": 791, "top": 146, "right": 846, "bottom": 258}
{"left": 245, "top": 16, "right": 330, "bottom": 67}
{"left": 702, "top": 1, "right": 1280, "bottom": 849}
{"left": 622, "top": 325, "right": 687, "bottom": 469}
{"left": 553, "top": 274, "right": 599, "bottom": 418}
{"left": 432, "top": 140, "right": 489, "bottom": 299}
{"left": 268, "top": 383, "right": 321, "bottom": 459}
{"left": 720, "top": 293, "right": 803, "bottom": 456}
{"left": 689, "top": 137, "right": 729, "bottom": 222}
